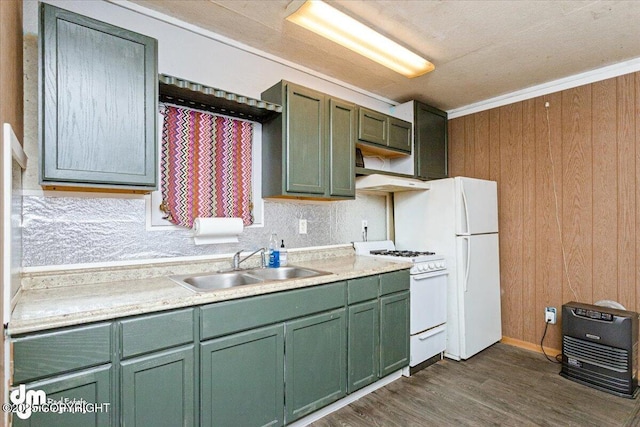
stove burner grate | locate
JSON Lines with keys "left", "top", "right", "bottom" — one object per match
{"left": 369, "top": 249, "right": 436, "bottom": 257}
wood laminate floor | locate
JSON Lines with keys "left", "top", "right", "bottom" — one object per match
{"left": 311, "top": 343, "right": 640, "bottom": 427}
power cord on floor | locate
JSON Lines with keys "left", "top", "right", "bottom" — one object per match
{"left": 540, "top": 320, "right": 562, "bottom": 363}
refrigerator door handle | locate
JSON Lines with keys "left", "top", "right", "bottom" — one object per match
{"left": 463, "top": 236, "right": 470, "bottom": 292}
{"left": 460, "top": 180, "right": 470, "bottom": 235}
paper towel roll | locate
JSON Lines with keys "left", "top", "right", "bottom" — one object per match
{"left": 192, "top": 217, "right": 243, "bottom": 245}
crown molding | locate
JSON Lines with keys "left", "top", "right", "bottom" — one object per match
{"left": 448, "top": 56, "right": 640, "bottom": 119}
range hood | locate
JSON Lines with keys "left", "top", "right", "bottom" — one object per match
{"left": 355, "top": 174, "right": 430, "bottom": 193}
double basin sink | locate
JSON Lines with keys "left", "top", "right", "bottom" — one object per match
{"left": 170, "top": 266, "right": 331, "bottom": 292}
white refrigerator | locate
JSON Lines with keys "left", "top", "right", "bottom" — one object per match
{"left": 394, "top": 177, "right": 501, "bottom": 360}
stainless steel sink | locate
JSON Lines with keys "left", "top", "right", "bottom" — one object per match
{"left": 170, "top": 266, "right": 331, "bottom": 292}
{"left": 243, "top": 266, "right": 329, "bottom": 281}
{"left": 171, "top": 271, "right": 262, "bottom": 292}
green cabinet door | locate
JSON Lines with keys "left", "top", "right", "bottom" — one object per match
{"left": 347, "top": 300, "right": 379, "bottom": 393}
{"left": 388, "top": 117, "right": 412, "bottom": 153}
{"left": 120, "top": 346, "right": 195, "bottom": 427}
{"left": 379, "top": 291, "right": 410, "bottom": 377}
{"left": 13, "top": 365, "right": 112, "bottom": 427}
{"left": 40, "top": 4, "right": 157, "bottom": 190}
{"left": 200, "top": 324, "right": 285, "bottom": 427}
{"left": 414, "top": 101, "right": 448, "bottom": 180}
{"left": 357, "top": 107, "right": 388, "bottom": 146}
{"left": 328, "top": 98, "right": 356, "bottom": 197}
{"left": 285, "top": 308, "right": 347, "bottom": 423}
{"left": 261, "top": 80, "right": 355, "bottom": 200}
{"left": 285, "top": 83, "right": 326, "bottom": 195}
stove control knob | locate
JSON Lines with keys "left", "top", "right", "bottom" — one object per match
{"left": 437, "top": 262, "right": 445, "bottom": 269}
{"left": 428, "top": 262, "right": 436, "bottom": 270}
{"left": 419, "top": 264, "right": 427, "bottom": 272}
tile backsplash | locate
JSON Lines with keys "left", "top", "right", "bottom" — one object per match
{"left": 22, "top": 193, "right": 387, "bottom": 267}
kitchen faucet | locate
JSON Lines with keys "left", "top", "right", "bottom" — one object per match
{"left": 232, "top": 248, "right": 267, "bottom": 270}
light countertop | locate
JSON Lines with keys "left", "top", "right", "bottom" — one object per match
{"left": 10, "top": 251, "right": 411, "bottom": 335}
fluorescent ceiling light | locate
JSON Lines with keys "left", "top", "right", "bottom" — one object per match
{"left": 286, "top": 0, "right": 434, "bottom": 78}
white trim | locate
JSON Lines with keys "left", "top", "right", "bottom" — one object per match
{"left": 3, "top": 124, "right": 26, "bottom": 426}
{"left": 448, "top": 56, "right": 640, "bottom": 119}
{"left": 9, "top": 132, "right": 27, "bottom": 171}
{"left": 107, "top": 0, "right": 398, "bottom": 107}
{"left": 3, "top": 124, "right": 26, "bottom": 325}
{"left": 287, "top": 371, "right": 402, "bottom": 427}
{"left": 2, "top": 336, "right": 7, "bottom": 427}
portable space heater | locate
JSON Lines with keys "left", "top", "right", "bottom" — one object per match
{"left": 561, "top": 301, "right": 638, "bottom": 398}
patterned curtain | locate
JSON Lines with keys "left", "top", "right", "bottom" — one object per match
{"left": 160, "top": 104, "right": 254, "bottom": 227}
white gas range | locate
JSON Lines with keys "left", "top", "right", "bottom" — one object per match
{"left": 353, "top": 240, "right": 448, "bottom": 375}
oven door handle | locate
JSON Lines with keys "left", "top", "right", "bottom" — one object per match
{"left": 417, "top": 327, "right": 445, "bottom": 340}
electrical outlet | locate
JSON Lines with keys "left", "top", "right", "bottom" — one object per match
{"left": 361, "top": 220, "right": 368, "bottom": 233}
{"left": 545, "top": 306, "right": 557, "bottom": 324}
{"left": 298, "top": 219, "right": 307, "bottom": 234}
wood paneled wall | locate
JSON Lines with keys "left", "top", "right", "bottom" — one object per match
{"left": 0, "top": 0, "right": 24, "bottom": 142}
{"left": 449, "top": 72, "right": 640, "bottom": 350}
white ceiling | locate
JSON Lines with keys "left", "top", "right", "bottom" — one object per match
{"left": 129, "top": 0, "right": 640, "bottom": 111}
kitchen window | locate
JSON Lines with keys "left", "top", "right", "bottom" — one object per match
{"left": 147, "top": 104, "right": 264, "bottom": 229}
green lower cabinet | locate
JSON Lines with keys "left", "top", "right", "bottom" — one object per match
{"left": 12, "top": 365, "right": 112, "bottom": 427}
{"left": 347, "top": 300, "right": 379, "bottom": 393}
{"left": 120, "top": 346, "right": 195, "bottom": 427}
{"left": 379, "top": 291, "right": 410, "bottom": 377}
{"left": 200, "top": 324, "right": 285, "bottom": 427}
{"left": 285, "top": 308, "right": 347, "bottom": 423}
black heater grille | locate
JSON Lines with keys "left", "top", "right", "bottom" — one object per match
{"left": 563, "top": 336, "right": 629, "bottom": 372}
{"left": 560, "top": 302, "right": 638, "bottom": 398}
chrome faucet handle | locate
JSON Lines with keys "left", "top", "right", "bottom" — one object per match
{"left": 232, "top": 249, "right": 244, "bottom": 269}
{"left": 260, "top": 248, "right": 268, "bottom": 268}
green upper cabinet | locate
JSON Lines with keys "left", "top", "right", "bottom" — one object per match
{"left": 357, "top": 107, "right": 412, "bottom": 155}
{"left": 388, "top": 117, "right": 412, "bottom": 152}
{"left": 284, "top": 84, "right": 326, "bottom": 195}
{"left": 328, "top": 99, "right": 356, "bottom": 197}
{"left": 261, "top": 81, "right": 355, "bottom": 200}
{"left": 414, "top": 101, "right": 448, "bottom": 180}
{"left": 40, "top": 4, "right": 158, "bottom": 190}
{"left": 357, "top": 107, "right": 387, "bottom": 146}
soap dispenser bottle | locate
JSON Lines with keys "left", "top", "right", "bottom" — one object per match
{"left": 268, "top": 233, "right": 280, "bottom": 268}
{"left": 279, "top": 240, "right": 288, "bottom": 266}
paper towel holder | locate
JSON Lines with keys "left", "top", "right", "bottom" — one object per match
{"left": 192, "top": 217, "right": 244, "bottom": 245}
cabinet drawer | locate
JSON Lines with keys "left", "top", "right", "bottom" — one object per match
{"left": 410, "top": 325, "right": 446, "bottom": 367}
{"left": 347, "top": 275, "right": 379, "bottom": 304}
{"left": 12, "top": 365, "right": 112, "bottom": 427}
{"left": 379, "top": 269, "right": 410, "bottom": 295}
{"left": 120, "top": 308, "right": 195, "bottom": 359}
{"left": 13, "top": 323, "right": 112, "bottom": 383}
{"left": 201, "top": 282, "right": 346, "bottom": 340}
